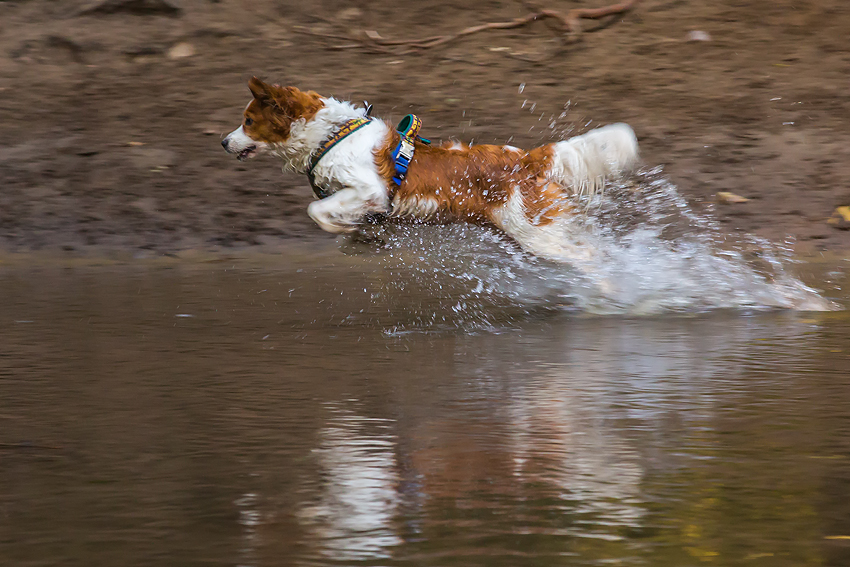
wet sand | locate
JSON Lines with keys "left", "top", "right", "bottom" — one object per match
{"left": 1, "top": 0, "right": 849, "bottom": 254}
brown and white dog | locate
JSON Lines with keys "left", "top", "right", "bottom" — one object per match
{"left": 222, "top": 77, "right": 639, "bottom": 260}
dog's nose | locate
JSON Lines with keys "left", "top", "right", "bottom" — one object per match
{"left": 221, "top": 138, "right": 229, "bottom": 150}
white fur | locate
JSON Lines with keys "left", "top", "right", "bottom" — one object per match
{"left": 492, "top": 192, "right": 596, "bottom": 262}
{"left": 226, "top": 97, "right": 640, "bottom": 256}
{"left": 257, "top": 98, "right": 393, "bottom": 233}
{"left": 490, "top": 124, "right": 639, "bottom": 262}
{"left": 498, "top": 126, "right": 639, "bottom": 238}
{"left": 272, "top": 98, "right": 371, "bottom": 173}
{"left": 391, "top": 195, "right": 440, "bottom": 219}
{"left": 548, "top": 123, "right": 639, "bottom": 198}
{"left": 222, "top": 125, "right": 268, "bottom": 155}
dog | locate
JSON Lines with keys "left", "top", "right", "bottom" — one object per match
{"left": 222, "top": 77, "right": 639, "bottom": 260}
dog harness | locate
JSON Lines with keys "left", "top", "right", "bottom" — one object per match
{"left": 390, "top": 114, "right": 430, "bottom": 186}
{"left": 306, "top": 111, "right": 430, "bottom": 199}
{"left": 306, "top": 116, "right": 373, "bottom": 199}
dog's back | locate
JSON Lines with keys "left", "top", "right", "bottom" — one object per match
{"left": 384, "top": 123, "right": 639, "bottom": 230}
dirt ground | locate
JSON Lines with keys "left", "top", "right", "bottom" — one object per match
{"left": 1, "top": 0, "right": 849, "bottom": 255}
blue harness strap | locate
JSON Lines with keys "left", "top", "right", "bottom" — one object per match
{"left": 307, "top": 117, "right": 372, "bottom": 199}
{"left": 307, "top": 112, "right": 430, "bottom": 199}
{"left": 391, "top": 114, "right": 430, "bottom": 186}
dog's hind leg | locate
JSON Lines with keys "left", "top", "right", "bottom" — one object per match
{"left": 549, "top": 123, "right": 639, "bottom": 198}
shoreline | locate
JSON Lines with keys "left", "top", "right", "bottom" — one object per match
{"left": 0, "top": 238, "right": 847, "bottom": 269}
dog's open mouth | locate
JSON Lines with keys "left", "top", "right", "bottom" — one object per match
{"left": 237, "top": 145, "right": 258, "bottom": 161}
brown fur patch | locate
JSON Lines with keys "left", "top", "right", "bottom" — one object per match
{"left": 242, "top": 77, "right": 324, "bottom": 144}
{"left": 374, "top": 136, "right": 565, "bottom": 226}
{"left": 519, "top": 177, "right": 576, "bottom": 226}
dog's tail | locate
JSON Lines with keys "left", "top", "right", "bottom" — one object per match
{"left": 550, "top": 123, "right": 639, "bottom": 197}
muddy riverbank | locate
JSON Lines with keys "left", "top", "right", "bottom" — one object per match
{"left": 1, "top": 0, "right": 849, "bottom": 254}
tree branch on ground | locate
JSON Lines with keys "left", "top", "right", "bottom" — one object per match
{"left": 294, "top": 0, "right": 640, "bottom": 58}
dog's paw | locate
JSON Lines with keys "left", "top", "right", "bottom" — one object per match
{"left": 307, "top": 203, "right": 358, "bottom": 234}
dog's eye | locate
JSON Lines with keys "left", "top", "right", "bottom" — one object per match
{"left": 244, "top": 118, "right": 254, "bottom": 127}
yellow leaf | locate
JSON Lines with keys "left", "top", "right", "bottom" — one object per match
{"left": 717, "top": 191, "right": 750, "bottom": 204}
{"left": 687, "top": 547, "right": 719, "bottom": 560}
{"left": 828, "top": 206, "right": 850, "bottom": 228}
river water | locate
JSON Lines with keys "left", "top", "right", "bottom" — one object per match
{"left": 1, "top": 240, "right": 848, "bottom": 567}
{"left": 2, "top": 172, "right": 850, "bottom": 566}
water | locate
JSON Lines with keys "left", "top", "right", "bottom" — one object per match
{"left": 341, "top": 166, "right": 833, "bottom": 327}
{"left": 2, "top": 172, "right": 849, "bottom": 566}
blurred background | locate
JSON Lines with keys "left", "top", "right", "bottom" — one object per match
{"left": 1, "top": 0, "right": 849, "bottom": 254}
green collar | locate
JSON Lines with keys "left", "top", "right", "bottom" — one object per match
{"left": 306, "top": 117, "right": 372, "bottom": 199}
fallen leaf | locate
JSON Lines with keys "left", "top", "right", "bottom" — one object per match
{"left": 126, "top": 141, "right": 145, "bottom": 146}
{"left": 744, "top": 553, "right": 774, "bottom": 559}
{"left": 337, "top": 7, "right": 363, "bottom": 21}
{"left": 827, "top": 206, "right": 850, "bottom": 229}
{"left": 168, "top": 42, "right": 195, "bottom": 59}
{"left": 687, "top": 30, "right": 712, "bottom": 42}
{"left": 717, "top": 191, "right": 750, "bottom": 204}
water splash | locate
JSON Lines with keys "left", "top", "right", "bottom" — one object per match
{"left": 559, "top": 167, "right": 834, "bottom": 314}
{"left": 343, "top": 167, "right": 834, "bottom": 331}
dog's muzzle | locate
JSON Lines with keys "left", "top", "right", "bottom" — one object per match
{"left": 222, "top": 132, "right": 259, "bottom": 161}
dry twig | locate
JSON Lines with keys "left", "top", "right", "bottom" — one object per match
{"left": 294, "top": 0, "right": 640, "bottom": 57}
{"left": 78, "top": 0, "right": 181, "bottom": 16}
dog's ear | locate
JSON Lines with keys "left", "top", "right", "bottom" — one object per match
{"left": 248, "top": 76, "right": 275, "bottom": 104}
{"left": 272, "top": 86, "right": 322, "bottom": 120}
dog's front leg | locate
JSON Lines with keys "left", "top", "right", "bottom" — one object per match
{"left": 307, "top": 188, "right": 388, "bottom": 234}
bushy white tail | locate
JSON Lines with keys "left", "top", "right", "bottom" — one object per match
{"left": 551, "top": 123, "right": 639, "bottom": 197}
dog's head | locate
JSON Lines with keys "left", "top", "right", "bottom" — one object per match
{"left": 221, "top": 77, "right": 324, "bottom": 161}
